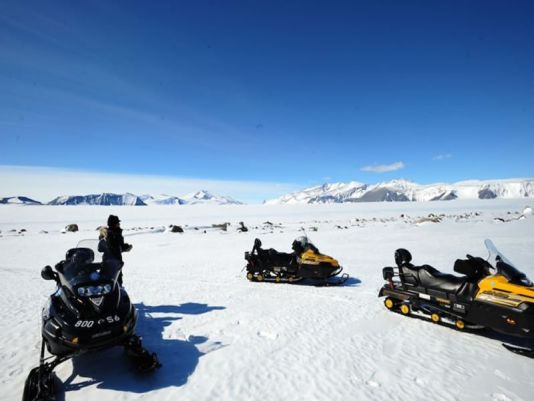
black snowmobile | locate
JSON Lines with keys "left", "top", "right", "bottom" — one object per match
{"left": 379, "top": 239, "right": 534, "bottom": 357}
{"left": 244, "top": 237, "right": 348, "bottom": 285}
{"left": 23, "top": 240, "right": 160, "bottom": 401}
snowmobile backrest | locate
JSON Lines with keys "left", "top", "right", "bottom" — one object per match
{"left": 394, "top": 248, "right": 412, "bottom": 267}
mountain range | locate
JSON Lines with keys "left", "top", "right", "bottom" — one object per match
{"left": 0, "top": 196, "right": 43, "bottom": 205}
{"left": 1, "top": 190, "right": 242, "bottom": 206}
{"left": 265, "top": 178, "right": 534, "bottom": 204}
{"left": 140, "top": 191, "right": 241, "bottom": 206}
{"left": 3, "top": 179, "right": 534, "bottom": 206}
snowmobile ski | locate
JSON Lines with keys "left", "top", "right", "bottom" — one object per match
{"left": 502, "top": 343, "right": 534, "bottom": 358}
{"left": 125, "top": 335, "right": 162, "bottom": 372}
{"left": 22, "top": 366, "right": 56, "bottom": 401}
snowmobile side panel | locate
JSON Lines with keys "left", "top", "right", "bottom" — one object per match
{"left": 380, "top": 287, "right": 413, "bottom": 301}
{"left": 466, "top": 301, "right": 534, "bottom": 338}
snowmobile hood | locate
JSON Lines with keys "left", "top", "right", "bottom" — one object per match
{"left": 476, "top": 275, "right": 534, "bottom": 307}
{"left": 299, "top": 250, "right": 340, "bottom": 267}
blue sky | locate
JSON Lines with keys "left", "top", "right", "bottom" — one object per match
{"left": 1, "top": 1, "right": 533, "bottom": 202}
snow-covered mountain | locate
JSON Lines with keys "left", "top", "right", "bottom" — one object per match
{"left": 181, "top": 190, "right": 243, "bottom": 205}
{"left": 141, "top": 191, "right": 242, "bottom": 205}
{"left": 266, "top": 179, "right": 534, "bottom": 204}
{"left": 0, "top": 196, "right": 42, "bottom": 205}
{"left": 139, "top": 194, "right": 186, "bottom": 205}
{"left": 48, "top": 193, "right": 146, "bottom": 206}
{"left": 45, "top": 191, "right": 242, "bottom": 206}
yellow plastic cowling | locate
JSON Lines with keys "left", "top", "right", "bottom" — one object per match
{"left": 476, "top": 275, "right": 534, "bottom": 307}
{"left": 299, "top": 250, "right": 340, "bottom": 267}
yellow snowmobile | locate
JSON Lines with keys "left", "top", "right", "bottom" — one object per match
{"left": 245, "top": 237, "right": 348, "bottom": 285}
{"left": 379, "top": 239, "right": 534, "bottom": 356}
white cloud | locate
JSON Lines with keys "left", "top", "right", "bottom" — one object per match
{"left": 433, "top": 154, "right": 453, "bottom": 161}
{"left": 0, "top": 165, "right": 300, "bottom": 204}
{"left": 360, "top": 161, "right": 405, "bottom": 173}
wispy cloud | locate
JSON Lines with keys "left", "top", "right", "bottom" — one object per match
{"left": 432, "top": 153, "right": 453, "bottom": 161}
{"left": 0, "top": 165, "right": 300, "bottom": 204}
{"left": 360, "top": 161, "right": 405, "bottom": 173}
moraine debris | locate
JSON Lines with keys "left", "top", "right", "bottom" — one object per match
{"left": 169, "top": 225, "right": 184, "bottom": 233}
{"left": 212, "top": 222, "right": 230, "bottom": 231}
{"left": 65, "top": 224, "right": 79, "bottom": 232}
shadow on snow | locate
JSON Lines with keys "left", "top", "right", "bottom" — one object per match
{"left": 59, "top": 302, "right": 225, "bottom": 398}
{"left": 284, "top": 275, "right": 361, "bottom": 287}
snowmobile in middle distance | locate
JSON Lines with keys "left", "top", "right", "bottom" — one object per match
{"left": 244, "top": 237, "right": 348, "bottom": 285}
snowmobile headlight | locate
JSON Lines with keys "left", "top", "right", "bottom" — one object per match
{"left": 77, "top": 284, "right": 112, "bottom": 297}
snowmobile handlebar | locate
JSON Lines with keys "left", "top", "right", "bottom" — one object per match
{"left": 382, "top": 267, "right": 395, "bottom": 281}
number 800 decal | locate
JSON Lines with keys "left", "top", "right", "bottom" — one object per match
{"left": 74, "top": 320, "right": 94, "bottom": 328}
{"left": 74, "top": 315, "right": 120, "bottom": 328}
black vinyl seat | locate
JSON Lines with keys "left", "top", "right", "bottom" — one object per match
{"left": 256, "top": 248, "right": 296, "bottom": 271}
{"left": 416, "top": 265, "right": 466, "bottom": 293}
{"left": 401, "top": 264, "right": 466, "bottom": 294}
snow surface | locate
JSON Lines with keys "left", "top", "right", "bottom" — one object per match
{"left": 1, "top": 200, "right": 534, "bottom": 401}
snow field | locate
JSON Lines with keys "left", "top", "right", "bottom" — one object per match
{"left": 0, "top": 200, "right": 533, "bottom": 401}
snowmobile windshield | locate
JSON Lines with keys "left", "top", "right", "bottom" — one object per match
{"left": 61, "top": 240, "right": 120, "bottom": 287}
{"left": 296, "top": 235, "right": 320, "bottom": 254}
{"left": 485, "top": 239, "right": 533, "bottom": 286}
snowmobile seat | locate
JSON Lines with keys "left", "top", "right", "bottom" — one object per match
{"left": 417, "top": 265, "right": 466, "bottom": 293}
{"left": 398, "top": 263, "right": 420, "bottom": 286}
{"left": 267, "top": 249, "right": 294, "bottom": 267}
